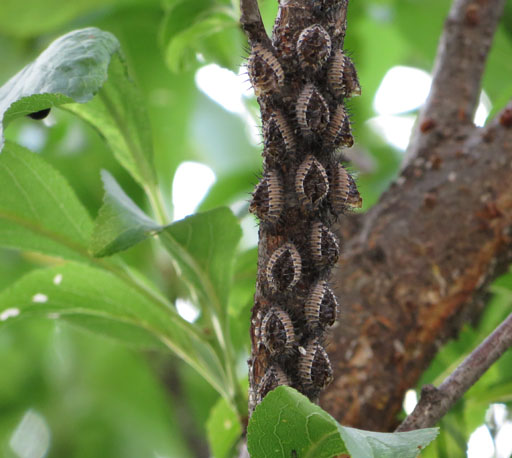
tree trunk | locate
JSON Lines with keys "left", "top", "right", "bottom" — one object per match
{"left": 320, "top": 0, "right": 511, "bottom": 431}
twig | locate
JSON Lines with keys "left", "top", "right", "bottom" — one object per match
{"left": 397, "top": 312, "right": 512, "bottom": 431}
{"left": 408, "top": 0, "right": 506, "bottom": 158}
{"left": 239, "top": 0, "right": 271, "bottom": 47}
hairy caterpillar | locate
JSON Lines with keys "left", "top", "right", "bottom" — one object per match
{"left": 261, "top": 307, "right": 296, "bottom": 355}
{"left": 305, "top": 281, "right": 339, "bottom": 331}
{"left": 250, "top": 170, "right": 284, "bottom": 224}
{"left": 266, "top": 243, "right": 302, "bottom": 291}
{"left": 327, "top": 104, "right": 353, "bottom": 148}
{"left": 257, "top": 364, "right": 291, "bottom": 402}
{"left": 295, "top": 155, "right": 330, "bottom": 210}
{"left": 298, "top": 341, "right": 333, "bottom": 390}
{"left": 248, "top": 43, "right": 285, "bottom": 97}
{"left": 296, "top": 83, "right": 330, "bottom": 137}
{"left": 297, "top": 24, "right": 332, "bottom": 72}
{"left": 328, "top": 49, "right": 361, "bottom": 98}
{"left": 310, "top": 222, "right": 340, "bottom": 267}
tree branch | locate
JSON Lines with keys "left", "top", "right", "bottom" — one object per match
{"left": 397, "top": 312, "right": 512, "bottom": 431}
{"left": 239, "top": 0, "right": 271, "bottom": 47}
{"left": 322, "top": 99, "right": 512, "bottom": 430}
{"left": 407, "top": 0, "right": 506, "bottom": 159}
{"left": 320, "top": 0, "right": 512, "bottom": 430}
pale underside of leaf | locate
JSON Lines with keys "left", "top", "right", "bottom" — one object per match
{"left": 0, "top": 27, "right": 119, "bottom": 150}
{"left": 91, "top": 170, "right": 161, "bottom": 257}
{"left": 247, "top": 387, "right": 439, "bottom": 458}
{"left": 0, "top": 27, "right": 156, "bottom": 189}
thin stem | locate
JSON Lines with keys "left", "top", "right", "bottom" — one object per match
{"left": 99, "top": 258, "right": 204, "bottom": 339}
{"left": 146, "top": 184, "right": 170, "bottom": 226}
{"left": 158, "top": 229, "right": 246, "bottom": 418}
{"left": 397, "top": 312, "right": 512, "bottom": 431}
{"left": 240, "top": 0, "right": 271, "bottom": 46}
{"left": 98, "top": 89, "right": 156, "bottom": 189}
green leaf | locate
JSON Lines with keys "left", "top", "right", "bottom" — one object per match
{"left": 338, "top": 426, "right": 439, "bottom": 458}
{"left": 64, "top": 52, "right": 157, "bottom": 188}
{"left": 392, "top": 0, "right": 450, "bottom": 63}
{"left": 160, "top": 0, "right": 241, "bottom": 72}
{"left": 0, "top": 319, "right": 194, "bottom": 457}
{"left": 207, "top": 397, "right": 242, "bottom": 458}
{"left": 198, "top": 170, "right": 256, "bottom": 213}
{"left": 0, "top": 141, "right": 93, "bottom": 260}
{"left": 165, "top": 13, "right": 238, "bottom": 73}
{"left": 229, "top": 247, "right": 257, "bottom": 316}
{"left": 0, "top": 28, "right": 118, "bottom": 149}
{"left": 247, "top": 387, "right": 439, "bottom": 458}
{"left": 91, "top": 170, "right": 161, "bottom": 257}
{"left": 0, "top": 262, "right": 230, "bottom": 398}
{"left": 0, "top": 27, "right": 157, "bottom": 189}
{"left": 0, "top": 0, "right": 160, "bottom": 38}
{"left": 160, "top": 207, "right": 242, "bottom": 318}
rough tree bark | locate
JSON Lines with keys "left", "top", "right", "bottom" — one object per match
{"left": 242, "top": 0, "right": 360, "bottom": 414}
{"left": 320, "top": 0, "right": 511, "bottom": 431}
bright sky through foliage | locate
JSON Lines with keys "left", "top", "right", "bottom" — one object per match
{"left": 370, "top": 65, "right": 491, "bottom": 151}
{"left": 172, "top": 161, "right": 216, "bottom": 222}
{"left": 403, "top": 389, "right": 418, "bottom": 415}
{"left": 468, "top": 425, "right": 495, "bottom": 458}
{"left": 373, "top": 66, "right": 432, "bottom": 115}
{"left": 175, "top": 298, "right": 200, "bottom": 323}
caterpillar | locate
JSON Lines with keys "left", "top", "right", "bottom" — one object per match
{"left": 329, "top": 163, "right": 351, "bottom": 215}
{"left": 261, "top": 306, "right": 296, "bottom": 355}
{"left": 298, "top": 341, "right": 333, "bottom": 391}
{"left": 328, "top": 49, "right": 361, "bottom": 98}
{"left": 305, "top": 281, "right": 339, "bottom": 331}
{"left": 266, "top": 242, "right": 302, "bottom": 291}
{"left": 295, "top": 155, "right": 330, "bottom": 211}
{"left": 296, "top": 24, "right": 332, "bottom": 72}
{"left": 264, "top": 110, "right": 296, "bottom": 160}
{"left": 310, "top": 222, "right": 340, "bottom": 267}
{"left": 296, "top": 83, "right": 330, "bottom": 137}
{"left": 327, "top": 104, "right": 354, "bottom": 148}
{"left": 257, "top": 364, "right": 292, "bottom": 402}
{"left": 347, "top": 173, "right": 363, "bottom": 209}
{"left": 250, "top": 170, "right": 284, "bottom": 224}
{"left": 248, "top": 42, "right": 285, "bottom": 97}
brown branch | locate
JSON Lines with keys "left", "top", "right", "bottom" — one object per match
{"left": 407, "top": 0, "right": 506, "bottom": 159}
{"left": 321, "top": 95, "right": 512, "bottom": 431}
{"left": 243, "top": 0, "right": 354, "bottom": 416}
{"left": 397, "top": 312, "right": 512, "bottom": 431}
{"left": 239, "top": 0, "right": 271, "bottom": 47}
{"left": 320, "top": 0, "right": 512, "bottom": 430}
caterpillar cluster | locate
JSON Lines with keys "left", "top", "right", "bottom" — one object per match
{"left": 247, "top": 20, "right": 361, "bottom": 412}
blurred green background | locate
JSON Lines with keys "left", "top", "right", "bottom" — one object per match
{"left": 1, "top": 0, "right": 512, "bottom": 457}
